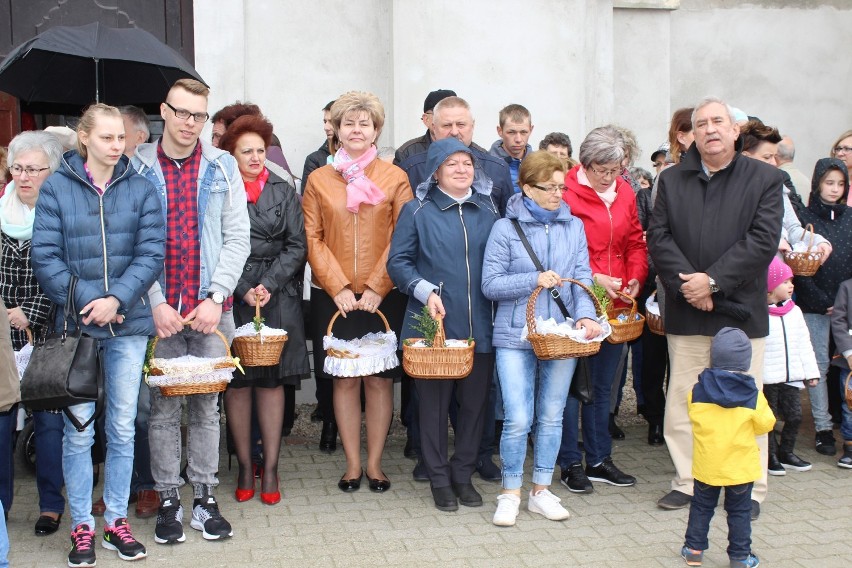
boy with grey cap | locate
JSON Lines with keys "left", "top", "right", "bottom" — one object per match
{"left": 681, "top": 327, "right": 775, "bottom": 568}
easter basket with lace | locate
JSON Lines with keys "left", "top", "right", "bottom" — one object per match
{"left": 323, "top": 309, "right": 399, "bottom": 377}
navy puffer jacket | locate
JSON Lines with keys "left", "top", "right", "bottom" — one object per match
{"left": 32, "top": 151, "right": 165, "bottom": 338}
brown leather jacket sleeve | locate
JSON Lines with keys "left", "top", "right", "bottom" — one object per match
{"left": 303, "top": 170, "right": 351, "bottom": 297}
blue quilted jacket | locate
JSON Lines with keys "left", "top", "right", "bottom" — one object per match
{"left": 482, "top": 193, "right": 596, "bottom": 349}
{"left": 32, "top": 151, "right": 165, "bottom": 338}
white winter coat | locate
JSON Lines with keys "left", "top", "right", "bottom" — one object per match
{"left": 764, "top": 302, "right": 820, "bottom": 387}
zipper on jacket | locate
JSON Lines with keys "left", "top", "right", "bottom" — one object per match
{"left": 353, "top": 213, "right": 358, "bottom": 292}
{"left": 607, "top": 209, "right": 614, "bottom": 279}
{"left": 780, "top": 314, "right": 790, "bottom": 383}
{"left": 545, "top": 223, "right": 552, "bottom": 319}
{"left": 458, "top": 206, "right": 474, "bottom": 337}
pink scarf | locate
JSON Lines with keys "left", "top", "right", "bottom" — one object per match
{"left": 332, "top": 146, "right": 387, "bottom": 213}
{"left": 768, "top": 298, "right": 796, "bottom": 317}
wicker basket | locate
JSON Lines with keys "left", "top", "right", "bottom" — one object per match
{"left": 526, "top": 278, "right": 603, "bottom": 360}
{"left": 324, "top": 309, "right": 399, "bottom": 377}
{"left": 846, "top": 371, "right": 852, "bottom": 409}
{"left": 231, "top": 300, "right": 288, "bottom": 367}
{"left": 606, "top": 291, "right": 645, "bottom": 344}
{"left": 645, "top": 291, "right": 665, "bottom": 336}
{"left": 402, "top": 314, "right": 475, "bottom": 379}
{"left": 783, "top": 223, "right": 822, "bottom": 277}
{"left": 147, "top": 324, "right": 236, "bottom": 396}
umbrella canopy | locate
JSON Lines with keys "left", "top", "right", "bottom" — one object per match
{"left": 0, "top": 22, "right": 206, "bottom": 107}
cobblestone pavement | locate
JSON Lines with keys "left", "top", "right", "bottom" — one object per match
{"left": 6, "top": 418, "right": 851, "bottom": 567}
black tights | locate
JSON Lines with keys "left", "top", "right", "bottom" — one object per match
{"left": 225, "top": 386, "right": 284, "bottom": 494}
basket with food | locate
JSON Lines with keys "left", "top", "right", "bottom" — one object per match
{"left": 231, "top": 300, "right": 288, "bottom": 367}
{"left": 783, "top": 223, "right": 822, "bottom": 277}
{"left": 645, "top": 290, "right": 664, "bottom": 336}
{"left": 323, "top": 309, "right": 399, "bottom": 377}
{"left": 145, "top": 323, "right": 243, "bottom": 396}
{"left": 402, "top": 307, "right": 474, "bottom": 379}
{"left": 525, "top": 278, "right": 611, "bottom": 360}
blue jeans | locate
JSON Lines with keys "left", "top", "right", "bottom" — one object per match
{"left": 33, "top": 411, "right": 65, "bottom": 514}
{"left": 840, "top": 375, "right": 852, "bottom": 442}
{"left": 0, "top": 499, "right": 8, "bottom": 568}
{"left": 0, "top": 409, "right": 15, "bottom": 513}
{"left": 130, "top": 381, "right": 154, "bottom": 493}
{"left": 64, "top": 335, "right": 147, "bottom": 529}
{"left": 558, "top": 340, "right": 623, "bottom": 467}
{"left": 685, "top": 480, "right": 753, "bottom": 561}
{"left": 803, "top": 313, "right": 833, "bottom": 431}
{"left": 497, "top": 348, "right": 575, "bottom": 489}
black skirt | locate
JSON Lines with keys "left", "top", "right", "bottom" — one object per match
{"left": 310, "top": 287, "right": 406, "bottom": 380}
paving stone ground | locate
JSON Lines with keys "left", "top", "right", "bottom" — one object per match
{"left": 6, "top": 407, "right": 851, "bottom": 568}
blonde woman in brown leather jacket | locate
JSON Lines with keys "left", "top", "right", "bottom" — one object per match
{"left": 303, "top": 91, "right": 412, "bottom": 493}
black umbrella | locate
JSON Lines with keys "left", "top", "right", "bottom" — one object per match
{"left": 0, "top": 22, "right": 206, "bottom": 108}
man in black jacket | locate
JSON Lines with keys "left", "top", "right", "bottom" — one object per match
{"left": 647, "top": 96, "right": 783, "bottom": 518}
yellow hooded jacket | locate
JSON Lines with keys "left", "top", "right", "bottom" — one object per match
{"left": 688, "top": 368, "right": 776, "bottom": 486}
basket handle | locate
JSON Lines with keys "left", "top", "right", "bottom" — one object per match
{"left": 526, "top": 278, "right": 602, "bottom": 335}
{"left": 149, "top": 321, "right": 232, "bottom": 358}
{"left": 433, "top": 314, "right": 446, "bottom": 348}
{"left": 326, "top": 308, "right": 391, "bottom": 337}
{"left": 846, "top": 370, "right": 852, "bottom": 395}
{"left": 611, "top": 290, "right": 638, "bottom": 317}
{"left": 804, "top": 223, "right": 815, "bottom": 250}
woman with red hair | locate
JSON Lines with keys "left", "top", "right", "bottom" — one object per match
{"left": 219, "top": 114, "right": 310, "bottom": 505}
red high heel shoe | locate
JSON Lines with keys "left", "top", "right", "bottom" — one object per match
{"left": 235, "top": 464, "right": 258, "bottom": 502}
{"left": 260, "top": 476, "right": 281, "bottom": 505}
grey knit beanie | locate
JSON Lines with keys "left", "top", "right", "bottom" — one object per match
{"left": 710, "top": 327, "right": 752, "bottom": 372}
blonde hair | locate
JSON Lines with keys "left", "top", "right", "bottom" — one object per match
{"left": 170, "top": 78, "right": 209, "bottom": 98}
{"left": 330, "top": 91, "right": 385, "bottom": 137}
{"left": 76, "top": 103, "right": 122, "bottom": 159}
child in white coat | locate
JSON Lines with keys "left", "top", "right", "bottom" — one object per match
{"left": 764, "top": 257, "right": 819, "bottom": 476}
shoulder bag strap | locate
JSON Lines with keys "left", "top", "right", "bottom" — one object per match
{"left": 510, "top": 219, "right": 571, "bottom": 320}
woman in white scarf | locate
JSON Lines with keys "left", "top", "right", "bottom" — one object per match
{"left": 0, "top": 130, "right": 66, "bottom": 537}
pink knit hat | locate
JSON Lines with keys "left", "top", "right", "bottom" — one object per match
{"left": 767, "top": 256, "right": 794, "bottom": 292}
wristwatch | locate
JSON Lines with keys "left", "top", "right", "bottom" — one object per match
{"left": 708, "top": 276, "right": 720, "bottom": 294}
{"left": 207, "top": 291, "right": 225, "bottom": 305}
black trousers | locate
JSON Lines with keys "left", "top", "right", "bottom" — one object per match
{"left": 415, "top": 353, "right": 493, "bottom": 488}
{"left": 641, "top": 327, "right": 669, "bottom": 426}
{"left": 764, "top": 383, "right": 802, "bottom": 455}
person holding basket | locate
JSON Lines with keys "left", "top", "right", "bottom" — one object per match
{"left": 388, "top": 137, "right": 499, "bottom": 512}
{"left": 481, "top": 150, "right": 602, "bottom": 526}
{"left": 303, "top": 91, "right": 412, "bottom": 493}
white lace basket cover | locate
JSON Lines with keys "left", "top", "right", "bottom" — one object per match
{"left": 323, "top": 330, "right": 399, "bottom": 378}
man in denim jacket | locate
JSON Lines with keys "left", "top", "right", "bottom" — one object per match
{"left": 131, "top": 79, "right": 250, "bottom": 545}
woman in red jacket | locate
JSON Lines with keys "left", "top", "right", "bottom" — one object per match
{"left": 556, "top": 125, "right": 648, "bottom": 493}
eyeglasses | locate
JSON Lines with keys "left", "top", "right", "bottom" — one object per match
{"left": 588, "top": 166, "right": 621, "bottom": 178}
{"left": 9, "top": 165, "right": 50, "bottom": 177}
{"left": 834, "top": 146, "right": 852, "bottom": 155}
{"left": 164, "top": 101, "right": 209, "bottom": 123}
{"left": 531, "top": 184, "right": 566, "bottom": 194}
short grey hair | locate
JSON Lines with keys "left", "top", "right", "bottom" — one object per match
{"left": 578, "top": 125, "right": 625, "bottom": 169}
{"left": 433, "top": 96, "right": 472, "bottom": 122}
{"left": 691, "top": 96, "right": 737, "bottom": 128}
{"left": 7, "top": 130, "right": 64, "bottom": 174}
{"left": 119, "top": 105, "right": 150, "bottom": 139}
{"left": 777, "top": 137, "right": 795, "bottom": 161}
{"left": 612, "top": 125, "right": 640, "bottom": 165}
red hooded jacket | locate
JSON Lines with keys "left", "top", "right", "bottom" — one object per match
{"left": 562, "top": 166, "right": 648, "bottom": 304}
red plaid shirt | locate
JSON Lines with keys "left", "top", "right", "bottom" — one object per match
{"left": 158, "top": 142, "right": 205, "bottom": 318}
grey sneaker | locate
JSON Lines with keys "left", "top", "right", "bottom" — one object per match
{"left": 657, "top": 490, "right": 692, "bottom": 510}
{"left": 190, "top": 495, "right": 233, "bottom": 540}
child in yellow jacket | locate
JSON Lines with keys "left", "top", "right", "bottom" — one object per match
{"left": 681, "top": 327, "right": 776, "bottom": 568}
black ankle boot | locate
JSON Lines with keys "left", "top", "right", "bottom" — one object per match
{"left": 320, "top": 421, "right": 338, "bottom": 453}
{"left": 609, "top": 413, "right": 625, "bottom": 440}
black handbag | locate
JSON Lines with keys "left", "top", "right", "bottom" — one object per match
{"left": 511, "top": 219, "right": 594, "bottom": 404}
{"left": 20, "top": 276, "right": 103, "bottom": 431}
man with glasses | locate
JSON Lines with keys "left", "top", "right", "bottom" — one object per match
{"left": 393, "top": 89, "right": 456, "bottom": 167}
{"left": 647, "top": 96, "right": 783, "bottom": 520}
{"left": 130, "top": 78, "right": 250, "bottom": 545}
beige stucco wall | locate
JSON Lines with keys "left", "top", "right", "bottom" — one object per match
{"left": 195, "top": 0, "right": 850, "bottom": 189}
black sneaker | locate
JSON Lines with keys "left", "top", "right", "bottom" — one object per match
{"left": 476, "top": 458, "right": 502, "bottom": 482}
{"left": 560, "top": 463, "right": 594, "bottom": 494}
{"left": 102, "top": 517, "right": 146, "bottom": 561}
{"left": 154, "top": 497, "right": 185, "bottom": 545}
{"left": 68, "top": 523, "right": 96, "bottom": 568}
{"left": 815, "top": 430, "right": 837, "bottom": 456}
{"left": 750, "top": 500, "right": 760, "bottom": 521}
{"left": 778, "top": 451, "right": 812, "bottom": 472}
{"left": 585, "top": 457, "right": 636, "bottom": 487}
{"left": 767, "top": 455, "right": 786, "bottom": 476}
{"left": 657, "top": 490, "right": 692, "bottom": 510}
{"left": 191, "top": 495, "right": 233, "bottom": 540}
{"left": 838, "top": 445, "right": 852, "bottom": 469}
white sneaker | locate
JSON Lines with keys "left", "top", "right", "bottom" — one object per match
{"left": 492, "top": 493, "right": 521, "bottom": 526}
{"left": 528, "top": 488, "right": 571, "bottom": 521}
